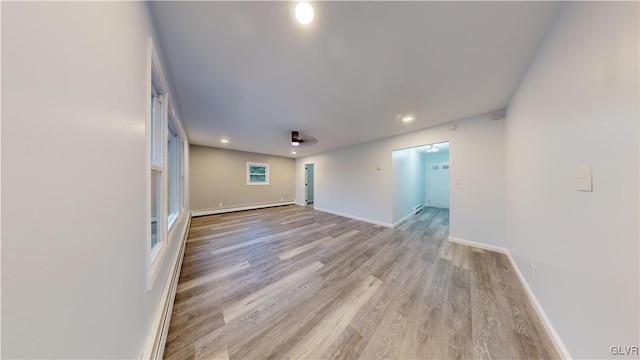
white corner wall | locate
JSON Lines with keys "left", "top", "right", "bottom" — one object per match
{"left": 2, "top": 2, "right": 189, "bottom": 358}
{"left": 295, "top": 112, "right": 506, "bottom": 247}
{"left": 505, "top": 2, "right": 639, "bottom": 358}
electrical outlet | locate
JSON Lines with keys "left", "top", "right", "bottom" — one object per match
{"left": 281, "top": 197, "right": 284, "bottom": 201}
{"left": 529, "top": 262, "right": 535, "bottom": 278}
{"left": 219, "top": 203, "right": 223, "bottom": 207}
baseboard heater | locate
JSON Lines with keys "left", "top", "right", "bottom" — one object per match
{"left": 142, "top": 215, "right": 192, "bottom": 360}
{"left": 414, "top": 204, "right": 424, "bottom": 214}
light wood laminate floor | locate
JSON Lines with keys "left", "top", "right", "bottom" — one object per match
{"left": 164, "top": 205, "right": 558, "bottom": 359}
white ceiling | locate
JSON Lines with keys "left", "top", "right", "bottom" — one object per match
{"left": 149, "top": 1, "right": 558, "bottom": 158}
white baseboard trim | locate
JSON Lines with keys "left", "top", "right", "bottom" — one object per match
{"left": 192, "top": 201, "right": 295, "bottom": 217}
{"left": 141, "top": 214, "right": 191, "bottom": 360}
{"left": 447, "top": 236, "right": 571, "bottom": 359}
{"left": 448, "top": 236, "right": 509, "bottom": 254}
{"left": 504, "top": 252, "right": 572, "bottom": 359}
{"left": 313, "top": 206, "right": 393, "bottom": 228}
{"left": 392, "top": 211, "right": 414, "bottom": 228}
{"left": 295, "top": 202, "right": 307, "bottom": 207}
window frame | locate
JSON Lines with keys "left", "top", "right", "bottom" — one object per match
{"left": 150, "top": 70, "right": 167, "bottom": 263}
{"left": 146, "top": 38, "right": 172, "bottom": 291}
{"left": 146, "top": 38, "right": 187, "bottom": 291}
{"left": 246, "top": 162, "right": 270, "bottom": 185}
{"left": 167, "top": 105, "right": 182, "bottom": 230}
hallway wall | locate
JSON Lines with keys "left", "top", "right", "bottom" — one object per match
{"left": 505, "top": 2, "right": 639, "bottom": 357}
{"left": 295, "top": 112, "right": 506, "bottom": 247}
{"left": 393, "top": 147, "right": 426, "bottom": 223}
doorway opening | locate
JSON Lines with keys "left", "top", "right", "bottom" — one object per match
{"left": 305, "top": 163, "right": 315, "bottom": 206}
{"left": 392, "top": 141, "right": 450, "bottom": 225}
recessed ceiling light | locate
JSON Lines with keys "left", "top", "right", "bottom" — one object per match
{"left": 402, "top": 116, "right": 414, "bottom": 123}
{"left": 221, "top": 139, "right": 229, "bottom": 143}
{"left": 291, "top": 151, "right": 297, "bottom": 155}
{"left": 295, "top": 1, "right": 314, "bottom": 25}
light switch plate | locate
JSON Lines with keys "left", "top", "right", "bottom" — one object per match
{"left": 576, "top": 166, "right": 593, "bottom": 192}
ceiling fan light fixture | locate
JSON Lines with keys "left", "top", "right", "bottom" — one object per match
{"left": 291, "top": 131, "right": 301, "bottom": 146}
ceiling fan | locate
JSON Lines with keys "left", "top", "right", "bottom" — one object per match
{"left": 290, "top": 131, "right": 318, "bottom": 147}
{"left": 291, "top": 131, "right": 303, "bottom": 147}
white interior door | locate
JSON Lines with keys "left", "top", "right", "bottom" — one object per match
{"left": 427, "top": 162, "right": 449, "bottom": 209}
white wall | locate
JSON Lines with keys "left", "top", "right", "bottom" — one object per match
{"left": 505, "top": 2, "right": 639, "bottom": 358}
{"left": 393, "top": 147, "right": 426, "bottom": 223}
{"left": 2, "top": 2, "right": 190, "bottom": 358}
{"left": 295, "top": 112, "right": 506, "bottom": 247}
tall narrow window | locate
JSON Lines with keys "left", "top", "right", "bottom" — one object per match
{"left": 147, "top": 40, "right": 187, "bottom": 289}
{"left": 150, "top": 74, "right": 165, "bottom": 257}
{"left": 167, "top": 111, "right": 181, "bottom": 229}
{"left": 180, "top": 139, "right": 185, "bottom": 209}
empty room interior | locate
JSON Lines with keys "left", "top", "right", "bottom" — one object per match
{"left": 2, "top": 1, "right": 639, "bottom": 359}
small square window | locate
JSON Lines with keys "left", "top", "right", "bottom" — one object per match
{"left": 247, "top": 162, "right": 269, "bottom": 185}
